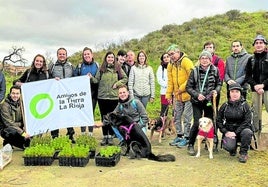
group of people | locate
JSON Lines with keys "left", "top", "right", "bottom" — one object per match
{"left": 0, "top": 34, "right": 267, "bottom": 164}
{"left": 160, "top": 35, "right": 267, "bottom": 163}
{"left": 0, "top": 47, "right": 154, "bottom": 149}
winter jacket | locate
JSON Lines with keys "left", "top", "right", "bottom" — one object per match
{"left": 73, "top": 61, "right": 99, "bottom": 97}
{"left": 245, "top": 50, "right": 268, "bottom": 91}
{"left": 166, "top": 52, "right": 194, "bottom": 102}
{"left": 0, "top": 95, "right": 24, "bottom": 134}
{"left": 128, "top": 64, "right": 155, "bottom": 98}
{"left": 225, "top": 49, "right": 252, "bottom": 90}
{"left": 217, "top": 99, "right": 252, "bottom": 135}
{"left": 156, "top": 65, "right": 168, "bottom": 95}
{"left": 0, "top": 71, "right": 6, "bottom": 102}
{"left": 186, "top": 64, "right": 222, "bottom": 104}
{"left": 48, "top": 60, "right": 74, "bottom": 79}
{"left": 92, "top": 65, "right": 128, "bottom": 100}
{"left": 212, "top": 55, "right": 225, "bottom": 81}
{"left": 13, "top": 68, "right": 49, "bottom": 84}
{"left": 121, "top": 62, "right": 132, "bottom": 77}
{"left": 113, "top": 97, "right": 148, "bottom": 127}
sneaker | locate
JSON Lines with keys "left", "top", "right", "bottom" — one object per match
{"left": 187, "top": 145, "right": 195, "bottom": 156}
{"left": 100, "top": 137, "right": 107, "bottom": 146}
{"left": 239, "top": 154, "right": 248, "bottom": 163}
{"left": 169, "top": 137, "right": 182, "bottom": 146}
{"left": 177, "top": 138, "right": 188, "bottom": 148}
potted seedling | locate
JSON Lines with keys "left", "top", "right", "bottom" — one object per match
{"left": 30, "top": 135, "right": 52, "bottom": 147}
{"left": 58, "top": 145, "right": 90, "bottom": 167}
{"left": 75, "top": 135, "right": 98, "bottom": 158}
{"left": 95, "top": 146, "right": 121, "bottom": 167}
{"left": 23, "top": 144, "right": 55, "bottom": 166}
{"left": 50, "top": 136, "right": 72, "bottom": 159}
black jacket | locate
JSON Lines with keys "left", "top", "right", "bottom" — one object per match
{"left": 245, "top": 50, "right": 268, "bottom": 91}
{"left": 217, "top": 99, "right": 252, "bottom": 135}
{"left": 13, "top": 68, "right": 49, "bottom": 85}
{"left": 186, "top": 64, "right": 222, "bottom": 103}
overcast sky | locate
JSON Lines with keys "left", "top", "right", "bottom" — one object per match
{"left": 0, "top": 0, "right": 267, "bottom": 64}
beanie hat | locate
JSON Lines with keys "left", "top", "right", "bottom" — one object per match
{"left": 166, "top": 44, "right": 179, "bottom": 52}
{"left": 228, "top": 82, "right": 242, "bottom": 91}
{"left": 199, "top": 50, "right": 212, "bottom": 61}
{"left": 117, "top": 49, "right": 127, "bottom": 56}
{"left": 252, "top": 34, "right": 268, "bottom": 46}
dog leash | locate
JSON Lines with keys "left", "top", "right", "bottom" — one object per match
{"left": 119, "top": 123, "right": 135, "bottom": 140}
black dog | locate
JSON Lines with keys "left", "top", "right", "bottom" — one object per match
{"left": 103, "top": 112, "right": 175, "bottom": 162}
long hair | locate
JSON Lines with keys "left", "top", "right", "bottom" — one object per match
{"left": 30, "top": 54, "right": 47, "bottom": 72}
{"left": 160, "top": 52, "right": 169, "bottom": 70}
{"left": 100, "top": 51, "right": 122, "bottom": 78}
{"left": 135, "top": 50, "right": 148, "bottom": 67}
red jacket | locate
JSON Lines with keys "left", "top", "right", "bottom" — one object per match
{"left": 212, "top": 55, "right": 225, "bottom": 81}
{"left": 198, "top": 127, "right": 214, "bottom": 138}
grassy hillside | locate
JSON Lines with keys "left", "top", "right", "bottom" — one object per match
{"left": 4, "top": 10, "right": 268, "bottom": 119}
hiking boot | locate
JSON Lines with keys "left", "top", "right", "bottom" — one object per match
{"left": 169, "top": 137, "right": 182, "bottom": 146}
{"left": 177, "top": 138, "right": 188, "bottom": 148}
{"left": 100, "top": 137, "right": 107, "bottom": 146}
{"left": 239, "top": 154, "right": 248, "bottom": 163}
{"left": 107, "top": 137, "right": 114, "bottom": 145}
{"left": 229, "top": 151, "right": 237, "bottom": 156}
{"left": 187, "top": 145, "right": 195, "bottom": 156}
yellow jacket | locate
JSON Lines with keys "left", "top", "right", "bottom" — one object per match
{"left": 166, "top": 53, "right": 194, "bottom": 102}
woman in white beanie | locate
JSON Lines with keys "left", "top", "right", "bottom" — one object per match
{"left": 186, "top": 50, "right": 222, "bottom": 156}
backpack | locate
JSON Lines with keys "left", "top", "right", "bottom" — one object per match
{"left": 119, "top": 99, "right": 137, "bottom": 111}
{"left": 76, "top": 62, "right": 99, "bottom": 76}
{"left": 119, "top": 99, "right": 144, "bottom": 126}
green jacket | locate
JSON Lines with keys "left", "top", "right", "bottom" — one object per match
{"left": 0, "top": 95, "right": 24, "bottom": 134}
{"left": 92, "top": 66, "right": 128, "bottom": 100}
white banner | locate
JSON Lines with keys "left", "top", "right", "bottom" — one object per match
{"left": 21, "top": 76, "right": 94, "bottom": 136}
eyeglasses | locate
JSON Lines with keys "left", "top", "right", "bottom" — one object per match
{"left": 168, "top": 51, "right": 179, "bottom": 56}
{"left": 200, "top": 57, "right": 210, "bottom": 60}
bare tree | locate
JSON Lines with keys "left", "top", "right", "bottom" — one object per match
{"left": 44, "top": 51, "right": 54, "bottom": 65}
{"left": 1, "top": 46, "right": 28, "bottom": 71}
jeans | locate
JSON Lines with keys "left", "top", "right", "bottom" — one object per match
{"left": 112, "top": 126, "right": 124, "bottom": 142}
{"left": 173, "top": 100, "right": 192, "bottom": 138}
{"left": 134, "top": 95, "right": 150, "bottom": 109}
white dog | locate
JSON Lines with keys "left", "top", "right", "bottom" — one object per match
{"left": 196, "top": 117, "right": 214, "bottom": 159}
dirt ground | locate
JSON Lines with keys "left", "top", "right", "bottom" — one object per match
{"left": 1, "top": 116, "right": 268, "bottom": 187}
